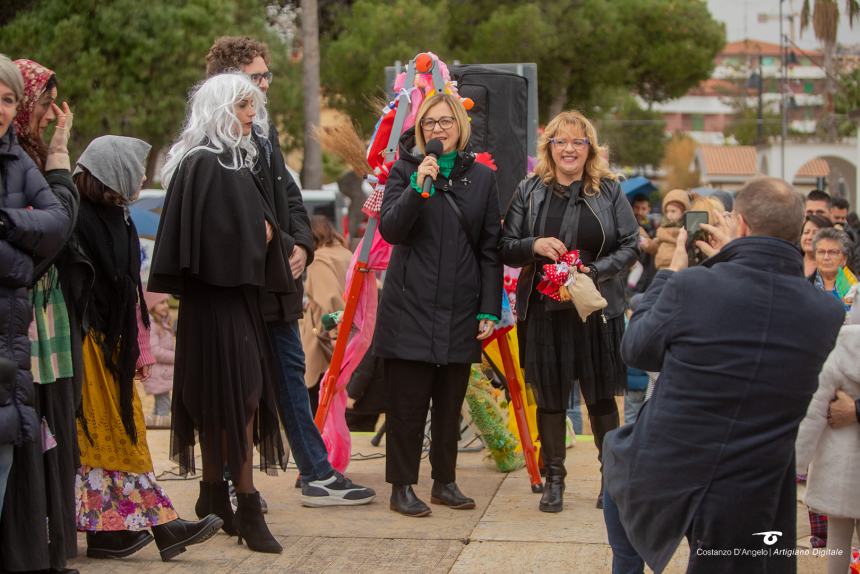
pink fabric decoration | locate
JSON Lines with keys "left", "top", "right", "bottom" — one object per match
{"left": 320, "top": 240, "right": 387, "bottom": 471}
{"left": 321, "top": 51, "right": 452, "bottom": 472}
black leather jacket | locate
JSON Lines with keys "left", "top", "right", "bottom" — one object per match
{"left": 499, "top": 175, "right": 640, "bottom": 320}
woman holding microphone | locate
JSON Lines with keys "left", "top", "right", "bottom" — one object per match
{"left": 375, "top": 93, "right": 502, "bottom": 517}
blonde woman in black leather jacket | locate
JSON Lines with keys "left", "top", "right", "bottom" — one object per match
{"left": 499, "top": 110, "right": 639, "bottom": 513}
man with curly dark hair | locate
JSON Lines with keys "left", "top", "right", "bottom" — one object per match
{"left": 205, "top": 36, "right": 271, "bottom": 84}
{"left": 197, "top": 37, "right": 376, "bottom": 518}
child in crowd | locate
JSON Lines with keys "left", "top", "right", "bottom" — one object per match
{"left": 649, "top": 189, "right": 690, "bottom": 269}
{"left": 625, "top": 367, "right": 648, "bottom": 425}
{"left": 143, "top": 291, "right": 175, "bottom": 429}
{"left": 795, "top": 324, "right": 860, "bottom": 574}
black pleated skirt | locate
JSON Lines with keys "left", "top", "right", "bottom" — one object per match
{"left": 171, "top": 280, "right": 284, "bottom": 478}
{"left": 518, "top": 291, "right": 626, "bottom": 411}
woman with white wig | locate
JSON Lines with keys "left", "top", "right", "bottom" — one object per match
{"left": 149, "top": 73, "right": 292, "bottom": 554}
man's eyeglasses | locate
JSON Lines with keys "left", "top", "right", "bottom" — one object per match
{"left": 420, "top": 117, "right": 456, "bottom": 131}
{"left": 815, "top": 249, "right": 843, "bottom": 258}
{"left": 249, "top": 71, "right": 273, "bottom": 86}
{"left": 550, "top": 137, "right": 590, "bottom": 150}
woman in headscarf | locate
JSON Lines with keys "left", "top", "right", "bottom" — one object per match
{"left": 0, "top": 54, "right": 72, "bottom": 574}
{"left": 149, "top": 73, "right": 291, "bottom": 554}
{"left": 71, "top": 136, "right": 222, "bottom": 562}
{"left": 0, "top": 58, "right": 79, "bottom": 574}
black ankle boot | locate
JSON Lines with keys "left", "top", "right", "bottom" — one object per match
{"left": 430, "top": 481, "right": 475, "bottom": 509}
{"left": 389, "top": 484, "right": 431, "bottom": 517}
{"left": 152, "top": 515, "right": 223, "bottom": 561}
{"left": 539, "top": 473, "right": 565, "bottom": 513}
{"left": 86, "top": 530, "right": 154, "bottom": 559}
{"left": 537, "top": 411, "right": 567, "bottom": 513}
{"left": 196, "top": 480, "right": 237, "bottom": 535}
{"left": 235, "top": 491, "right": 282, "bottom": 554}
{"left": 590, "top": 410, "right": 620, "bottom": 509}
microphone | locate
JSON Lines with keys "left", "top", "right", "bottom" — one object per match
{"left": 421, "top": 139, "right": 444, "bottom": 199}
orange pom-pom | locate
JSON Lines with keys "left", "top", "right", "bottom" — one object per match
{"left": 415, "top": 53, "right": 433, "bottom": 73}
{"left": 421, "top": 191, "right": 430, "bottom": 199}
{"left": 461, "top": 97, "right": 475, "bottom": 111}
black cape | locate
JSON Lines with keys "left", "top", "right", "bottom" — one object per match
{"left": 148, "top": 149, "right": 292, "bottom": 295}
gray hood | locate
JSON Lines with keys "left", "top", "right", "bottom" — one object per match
{"left": 74, "top": 136, "right": 151, "bottom": 201}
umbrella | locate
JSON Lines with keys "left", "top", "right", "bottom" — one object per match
{"left": 620, "top": 176, "right": 657, "bottom": 199}
{"left": 130, "top": 195, "right": 165, "bottom": 239}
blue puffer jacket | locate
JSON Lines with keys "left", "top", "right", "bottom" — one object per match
{"left": 0, "top": 127, "right": 69, "bottom": 445}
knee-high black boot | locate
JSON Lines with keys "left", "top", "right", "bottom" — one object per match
{"left": 590, "top": 410, "right": 620, "bottom": 509}
{"left": 537, "top": 410, "right": 567, "bottom": 513}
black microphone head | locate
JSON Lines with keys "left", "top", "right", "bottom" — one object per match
{"left": 425, "top": 138, "right": 444, "bottom": 158}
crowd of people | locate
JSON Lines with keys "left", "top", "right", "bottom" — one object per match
{"left": 0, "top": 33, "right": 859, "bottom": 574}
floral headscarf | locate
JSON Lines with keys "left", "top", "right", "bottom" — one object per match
{"left": 12, "top": 59, "right": 53, "bottom": 139}
{"left": 12, "top": 59, "right": 54, "bottom": 169}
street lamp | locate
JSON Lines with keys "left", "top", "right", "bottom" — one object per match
{"left": 780, "top": 0, "right": 787, "bottom": 179}
{"left": 746, "top": 54, "right": 764, "bottom": 144}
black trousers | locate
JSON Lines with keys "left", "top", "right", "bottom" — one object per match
{"left": 384, "top": 359, "right": 470, "bottom": 485}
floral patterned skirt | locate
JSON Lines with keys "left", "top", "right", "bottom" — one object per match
{"left": 75, "top": 466, "right": 178, "bottom": 531}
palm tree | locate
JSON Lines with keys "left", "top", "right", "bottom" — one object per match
{"left": 800, "top": 0, "right": 860, "bottom": 141}
{"left": 301, "top": 0, "right": 323, "bottom": 189}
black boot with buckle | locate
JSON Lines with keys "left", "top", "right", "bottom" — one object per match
{"left": 537, "top": 410, "right": 567, "bottom": 513}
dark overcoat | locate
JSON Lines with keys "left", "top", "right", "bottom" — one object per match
{"left": 0, "top": 128, "right": 69, "bottom": 445}
{"left": 604, "top": 237, "right": 845, "bottom": 573}
{"left": 253, "top": 125, "right": 314, "bottom": 323}
{"left": 374, "top": 131, "right": 502, "bottom": 365}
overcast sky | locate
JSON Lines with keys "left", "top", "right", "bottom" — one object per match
{"left": 707, "top": 0, "right": 860, "bottom": 50}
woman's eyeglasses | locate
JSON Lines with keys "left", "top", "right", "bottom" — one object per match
{"left": 420, "top": 117, "right": 456, "bottom": 131}
{"left": 550, "top": 137, "right": 590, "bottom": 150}
{"left": 815, "top": 249, "right": 843, "bottom": 258}
{"left": 249, "top": 71, "right": 274, "bottom": 86}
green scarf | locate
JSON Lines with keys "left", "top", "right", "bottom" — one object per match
{"left": 409, "top": 150, "right": 459, "bottom": 197}
{"left": 29, "top": 266, "right": 74, "bottom": 384}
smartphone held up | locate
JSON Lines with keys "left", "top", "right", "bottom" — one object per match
{"left": 684, "top": 211, "right": 710, "bottom": 266}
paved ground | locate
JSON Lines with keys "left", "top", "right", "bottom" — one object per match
{"left": 67, "top": 425, "right": 838, "bottom": 574}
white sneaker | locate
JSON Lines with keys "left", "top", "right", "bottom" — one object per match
{"left": 228, "top": 482, "right": 268, "bottom": 514}
{"left": 301, "top": 471, "right": 376, "bottom": 507}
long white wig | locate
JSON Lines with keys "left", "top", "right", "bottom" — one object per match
{"left": 161, "top": 73, "right": 269, "bottom": 187}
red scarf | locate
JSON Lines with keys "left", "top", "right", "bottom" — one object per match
{"left": 12, "top": 59, "right": 54, "bottom": 168}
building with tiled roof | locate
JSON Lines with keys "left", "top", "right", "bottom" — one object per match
{"left": 652, "top": 38, "right": 827, "bottom": 143}
{"left": 692, "top": 145, "right": 832, "bottom": 193}
{"left": 694, "top": 145, "right": 758, "bottom": 189}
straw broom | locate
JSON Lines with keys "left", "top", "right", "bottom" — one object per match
{"left": 313, "top": 120, "right": 372, "bottom": 178}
